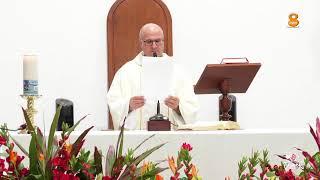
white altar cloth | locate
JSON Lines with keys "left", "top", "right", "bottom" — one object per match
{"left": 10, "top": 129, "right": 316, "bottom": 179}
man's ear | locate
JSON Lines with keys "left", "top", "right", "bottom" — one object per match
{"left": 139, "top": 41, "right": 144, "bottom": 49}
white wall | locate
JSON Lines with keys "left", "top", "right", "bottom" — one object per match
{"left": 0, "top": 0, "right": 319, "bottom": 130}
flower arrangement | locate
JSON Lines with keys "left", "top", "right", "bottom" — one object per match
{"left": 0, "top": 124, "right": 29, "bottom": 179}
{"left": 168, "top": 143, "right": 201, "bottom": 180}
{"left": 0, "top": 107, "right": 201, "bottom": 179}
{"left": 236, "top": 117, "right": 320, "bottom": 179}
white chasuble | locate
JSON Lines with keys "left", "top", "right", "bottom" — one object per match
{"left": 107, "top": 52, "right": 199, "bottom": 130}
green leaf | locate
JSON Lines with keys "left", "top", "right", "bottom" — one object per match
{"left": 120, "top": 143, "right": 166, "bottom": 178}
{"left": 137, "top": 167, "right": 168, "bottom": 179}
{"left": 29, "top": 135, "right": 40, "bottom": 175}
{"left": 124, "top": 148, "right": 134, "bottom": 165}
{"left": 238, "top": 156, "right": 248, "bottom": 178}
{"left": 26, "top": 174, "right": 43, "bottom": 180}
{"left": 116, "top": 122, "right": 125, "bottom": 159}
{"left": 133, "top": 134, "right": 155, "bottom": 152}
{"left": 22, "top": 107, "right": 36, "bottom": 134}
{"left": 266, "top": 171, "right": 276, "bottom": 177}
{"left": 313, "top": 152, "right": 320, "bottom": 167}
{"left": 96, "top": 173, "right": 103, "bottom": 180}
{"left": 133, "top": 143, "right": 166, "bottom": 165}
{"left": 36, "top": 127, "right": 45, "bottom": 155}
{"left": 70, "top": 155, "right": 84, "bottom": 172}
{"left": 22, "top": 107, "right": 46, "bottom": 177}
{"left": 46, "top": 106, "right": 61, "bottom": 160}
{"left": 65, "top": 114, "right": 89, "bottom": 137}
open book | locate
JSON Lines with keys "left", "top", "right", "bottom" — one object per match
{"left": 177, "top": 121, "right": 240, "bottom": 131}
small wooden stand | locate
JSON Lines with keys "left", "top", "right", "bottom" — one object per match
{"left": 147, "top": 120, "right": 170, "bottom": 131}
{"left": 194, "top": 63, "right": 261, "bottom": 121}
{"left": 147, "top": 101, "right": 171, "bottom": 131}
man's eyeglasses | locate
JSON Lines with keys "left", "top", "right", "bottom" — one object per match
{"left": 143, "top": 39, "right": 163, "bottom": 46}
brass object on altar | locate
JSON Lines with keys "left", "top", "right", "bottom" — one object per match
{"left": 21, "top": 95, "right": 41, "bottom": 132}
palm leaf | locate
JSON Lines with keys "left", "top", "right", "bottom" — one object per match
{"left": 137, "top": 167, "right": 168, "bottom": 179}
{"left": 29, "top": 135, "right": 40, "bottom": 175}
{"left": 133, "top": 143, "right": 166, "bottom": 165}
{"left": 21, "top": 107, "right": 36, "bottom": 134}
{"left": 22, "top": 107, "right": 46, "bottom": 177}
{"left": 133, "top": 134, "right": 155, "bottom": 152}
{"left": 36, "top": 127, "right": 45, "bottom": 155}
{"left": 296, "top": 147, "right": 319, "bottom": 173}
{"left": 46, "top": 106, "right": 61, "bottom": 160}
{"left": 94, "top": 146, "right": 103, "bottom": 175}
{"left": 70, "top": 126, "right": 94, "bottom": 157}
{"left": 115, "top": 122, "right": 125, "bottom": 158}
{"left": 65, "top": 114, "right": 89, "bottom": 137}
{"left": 120, "top": 143, "right": 166, "bottom": 178}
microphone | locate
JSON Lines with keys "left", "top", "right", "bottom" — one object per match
{"left": 153, "top": 52, "right": 157, "bottom": 57}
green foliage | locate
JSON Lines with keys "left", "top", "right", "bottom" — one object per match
{"left": 237, "top": 117, "right": 320, "bottom": 179}
{"left": 238, "top": 156, "right": 247, "bottom": 178}
{"left": 93, "top": 121, "right": 168, "bottom": 179}
{"left": 18, "top": 106, "right": 95, "bottom": 179}
{"left": 3, "top": 107, "right": 171, "bottom": 179}
{"left": 69, "top": 149, "right": 92, "bottom": 172}
{"left": 124, "top": 148, "right": 134, "bottom": 165}
{"left": 238, "top": 150, "right": 275, "bottom": 180}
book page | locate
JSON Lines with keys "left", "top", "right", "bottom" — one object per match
{"left": 141, "top": 56, "right": 173, "bottom": 103}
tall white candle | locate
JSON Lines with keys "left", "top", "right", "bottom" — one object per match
{"left": 23, "top": 55, "right": 38, "bottom": 95}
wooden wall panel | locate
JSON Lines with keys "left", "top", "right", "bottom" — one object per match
{"left": 107, "top": 0, "right": 172, "bottom": 129}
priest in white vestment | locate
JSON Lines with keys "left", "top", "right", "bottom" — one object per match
{"left": 107, "top": 23, "right": 199, "bottom": 130}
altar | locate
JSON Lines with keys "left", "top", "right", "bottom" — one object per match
{"left": 11, "top": 129, "right": 315, "bottom": 179}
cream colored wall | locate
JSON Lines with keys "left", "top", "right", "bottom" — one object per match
{"left": 0, "top": 0, "right": 319, "bottom": 130}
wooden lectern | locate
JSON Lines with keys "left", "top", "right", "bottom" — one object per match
{"left": 194, "top": 62, "right": 261, "bottom": 122}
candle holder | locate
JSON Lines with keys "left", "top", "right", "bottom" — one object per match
{"left": 20, "top": 94, "right": 41, "bottom": 132}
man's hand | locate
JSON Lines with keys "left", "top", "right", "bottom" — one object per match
{"left": 129, "top": 96, "right": 145, "bottom": 112}
{"left": 164, "top": 96, "right": 181, "bottom": 114}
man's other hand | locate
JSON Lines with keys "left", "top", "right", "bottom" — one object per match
{"left": 129, "top": 96, "right": 145, "bottom": 112}
{"left": 164, "top": 96, "right": 181, "bottom": 114}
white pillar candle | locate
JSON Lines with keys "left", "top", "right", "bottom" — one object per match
{"left": 23, "top": 55, "right": 38, "bottom": 95}
{"left": 23, "top": 55, "right": 38, "bottom": 80}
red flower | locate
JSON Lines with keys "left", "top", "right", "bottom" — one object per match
{"left": 82, "top": 162, "right": 91, "bottom": 169}
{"left": 278, "top": 169, "right": 295, "bottom": 180}
{"left": 16, "top": 155, "right": 25, "bottom": 167}
{"left": 102, "top": 176, "right": 112, "bottom": 180}
{"left": 61, "top": 173, "right": 80, "bottom": 180}
{"left": 52, "top": 169, "right": 62, "bottom": 179}
{"left": 0, "top": 136, "right": 6, "bottom": 146}
{"left": 20, "top": 167, "right": 29, "bottom": 176}
{"left": 0, "top": 159, "right": 7, "bottom": 173}
{"left": 182, "top": 143, "right": 193, "bottom": 151}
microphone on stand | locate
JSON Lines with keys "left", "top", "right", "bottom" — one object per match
{"left": 153, "top": 52, "right": 157, "bottom": 57}
{"left": 147, "top": 51, "right": 170, "bottom": 131}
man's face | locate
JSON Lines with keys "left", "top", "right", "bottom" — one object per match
{"left": 140, "top": 29, "right": 164, "bottom": 57}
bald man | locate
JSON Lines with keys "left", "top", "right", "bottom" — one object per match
{"left": 107, "top": 23, "right": 199, "bottom": 130}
